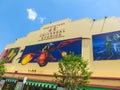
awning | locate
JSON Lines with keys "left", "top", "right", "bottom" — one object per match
{"left": 25, "top": 80, "right": 58, "bottom": 89}
{"left": 5, "top": 78, "right": 17, "bottom": 83}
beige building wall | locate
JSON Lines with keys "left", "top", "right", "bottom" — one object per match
{"left": 5, "top": 18, "right": 92, "bottom": 74}
{"left": 5, "top": 17, "right": 120, "bottom": 76}
{"left": 3, "top": 17, "right": 120, "bottom": 88}
{"left": 90, "top": 17, "right": 120, "bottom": 77}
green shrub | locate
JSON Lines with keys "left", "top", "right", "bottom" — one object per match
{"left": 54, "top": 52, "right": 92, "bottom": 90}
{"left": 0, "top": 59, "right": 6, "bottom": 78}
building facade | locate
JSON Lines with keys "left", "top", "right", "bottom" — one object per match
{"left": 0, "top": 17, "right": 120, "bottom": 89}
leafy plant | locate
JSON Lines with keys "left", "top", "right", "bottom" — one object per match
{"left": 54, "top": 52, "right": 92, "bottom": 90}
{"left": 0, "top": 59, "right": 6, "bottom": 78}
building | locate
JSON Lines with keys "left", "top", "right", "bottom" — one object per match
{"left": 0, "top": 16, "right": 120, "bottom": 90}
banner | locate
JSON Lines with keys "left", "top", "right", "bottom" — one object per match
{"left": 19, "top": 37, "right": 82, "bottom": 67}
{"left": 0, "top": 47, "right": 20, "bottom": 63}
{"left": 92, "top": 31, "right": 120, "bottom": 60}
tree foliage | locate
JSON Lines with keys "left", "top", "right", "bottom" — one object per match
{"left": 54, "top": 52, "right": 92, "bottom": 90}
{"left": 0, "top": 59, "right": 6, "bottom": 78}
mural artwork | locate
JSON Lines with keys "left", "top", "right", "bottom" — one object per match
{"left": 0, "top": 47, "right": 20, "bottom": 63}
{"left": 19, "top": 37, "right": 82, "bottom": 67}
{"left": 92, "top": 31, "right": 120, "bottom": 60}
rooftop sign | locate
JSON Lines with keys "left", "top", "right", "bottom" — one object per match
{"left": 39, "top": 23, "right": 65, "bottom": 41}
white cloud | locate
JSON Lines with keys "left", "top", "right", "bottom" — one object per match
{"left": 27, "top": 8, "right": 46, "bottom": 23}
{"left": 27, "top": 8, "right": 37, "bottom": 21}
{"left": 39, "top": 17, "right": 46, "bottom": 23}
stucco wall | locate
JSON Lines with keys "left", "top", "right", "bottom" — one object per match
{"left": 3, "top": 16, "right": 120, "bottom": 78}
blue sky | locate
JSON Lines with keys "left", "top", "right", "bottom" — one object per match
{"left": 0, "top": 0, "right": 120, "bottom": 53}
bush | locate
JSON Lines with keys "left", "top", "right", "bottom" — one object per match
{"left": 0, "top": 59, "right": 6, "bottom": 78}
{"left": 54, "top": 52, "right": 92, "bottom": 90}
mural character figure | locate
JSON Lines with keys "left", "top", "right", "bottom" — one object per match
{"left": 6, "top": 48, "right": 19, "bottom": 62}
{"left": 105, "top": 36, "right": 115, "bottom": 59}
{"left": 0, "top": 48, "right": 19, "bottom": 63}
{"left": 21, "top": 53, "right": 36, "bottom": 65}
{"left": 105, "top": 36, "right": 112, "bottom": 53}
{"left": 37, "top": 43, "right": 56, "bottom": 67}
{"left": 36, "top": 39, "right": 82, "bottom": 67}
{"left": 113, "top": 34, "right": 120, "bottom": 41}
{"left": 0, "top": 49, "right": 10, "bottom": 60}
{"left": 113, "top": 34, "right": 120, "bottom": 54}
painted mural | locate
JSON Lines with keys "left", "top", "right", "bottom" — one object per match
{"left": 0, "top": 47, "right": 20, "bottom": 63}
{"left": 92, "top": 31, "right": 120, "bottom": 60}
{"left": 19, "top": 37, "right": 82, "bottom": 67}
